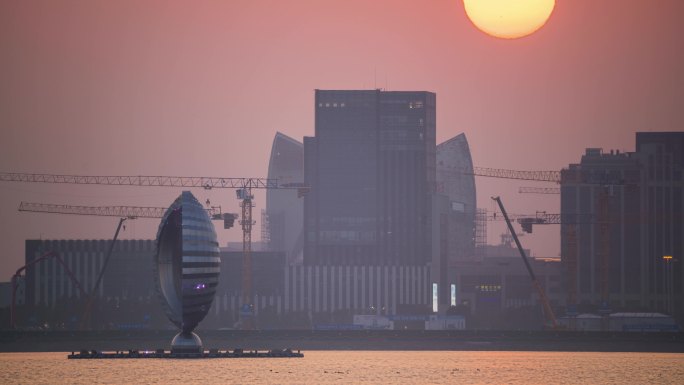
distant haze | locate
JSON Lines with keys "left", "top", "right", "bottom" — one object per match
{"left": 1, "top": 1, "right": 683, "bottom": 280}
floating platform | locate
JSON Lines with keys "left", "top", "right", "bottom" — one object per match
{"left": 68, "top": 348, "right": 304, "bottom": 359}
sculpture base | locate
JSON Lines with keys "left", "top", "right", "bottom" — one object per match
{"left": 171, "top": 332, "right": 203, "bottom": 355}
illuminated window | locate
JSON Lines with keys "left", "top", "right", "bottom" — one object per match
{"left": 432, "top": 283, "right": 438, "bottom": 312}
{"left": 451, "top": 284, "right": 456, "bottom": 306}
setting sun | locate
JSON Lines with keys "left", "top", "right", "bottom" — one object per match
{"left": 463, "top": 0, "right": 555, "bottom": 39}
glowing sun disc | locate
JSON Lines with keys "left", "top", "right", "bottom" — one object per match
{"left": 463, "top": 0, "right": 555, "bottom": 39}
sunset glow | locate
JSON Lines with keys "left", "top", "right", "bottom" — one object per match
{"left": 463, "top": 0, "right": 555, "bottom": 39}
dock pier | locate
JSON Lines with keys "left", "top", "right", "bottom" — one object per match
{"left": 67, "top": 348, "right": 304, "bottom": 359}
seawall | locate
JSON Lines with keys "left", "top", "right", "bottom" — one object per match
{"left": 1, "top": 330, "right": 683, "bottom": 353}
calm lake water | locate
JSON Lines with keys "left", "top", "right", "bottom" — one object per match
{"left": 1, "top": 351, "right": 683, "bottom": 384}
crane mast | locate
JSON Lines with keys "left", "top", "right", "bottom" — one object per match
{"left": 237, "top": 188, "right": 256, "bottom": 329}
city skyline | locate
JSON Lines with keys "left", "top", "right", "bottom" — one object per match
{"left": 1, "top": 0, "right": 684, "bottom": 280}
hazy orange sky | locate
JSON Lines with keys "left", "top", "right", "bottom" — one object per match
{"left": 1, "top": 0, "right": 683, "bottom": 280}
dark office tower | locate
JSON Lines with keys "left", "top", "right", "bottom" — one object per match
{"left": 635, "top": 132, "right": 684, "bottom": 316}
{"left": 562, "top": 133, "right": 684, "bottom": 318}
{"left": 304, "top": 90, "right": 436, "bottom": 266}
{"left": 437, "top": 133, "right": 477, "bottom": 261}
{"left": 561, "top": 148, "right": 641, "bottom": 311}
{"left": 265, "top": 132, "right": 304, "bottom": 264}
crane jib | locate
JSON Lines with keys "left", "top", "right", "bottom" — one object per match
{"left": 0, "top": 172, "right": 283, "bottom": 189}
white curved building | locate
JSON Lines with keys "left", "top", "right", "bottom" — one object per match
{"left": 266, "top": 132, "right": 304, "bottom": 264}
{"left": 437, "top": 133, "right": 477, "bottom": 261}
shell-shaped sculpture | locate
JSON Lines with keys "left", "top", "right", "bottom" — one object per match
{"left": 154, "top": 191, "right": 220, "bottom": 335}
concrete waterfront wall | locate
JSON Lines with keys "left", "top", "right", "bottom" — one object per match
{"left": 1, "top": 329, "right": 683, "bottom": 353}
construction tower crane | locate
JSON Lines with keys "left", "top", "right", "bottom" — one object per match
{"left": 10, "top": 251, "right": 86, "bottom": 329}
{"left": 476, "top": 167, "right": 625, "bottom": 322}
{"left": 3, "top": 171, "right": 308, "bottom": 330}
{"left": 514, "top": 209, "right": 609, "bottom": 322}
{"left": 492, "top": 196, "right": 559, "bottom": 329}
{"left": 514, "top": 211, "right": 582, "bottom": 319}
